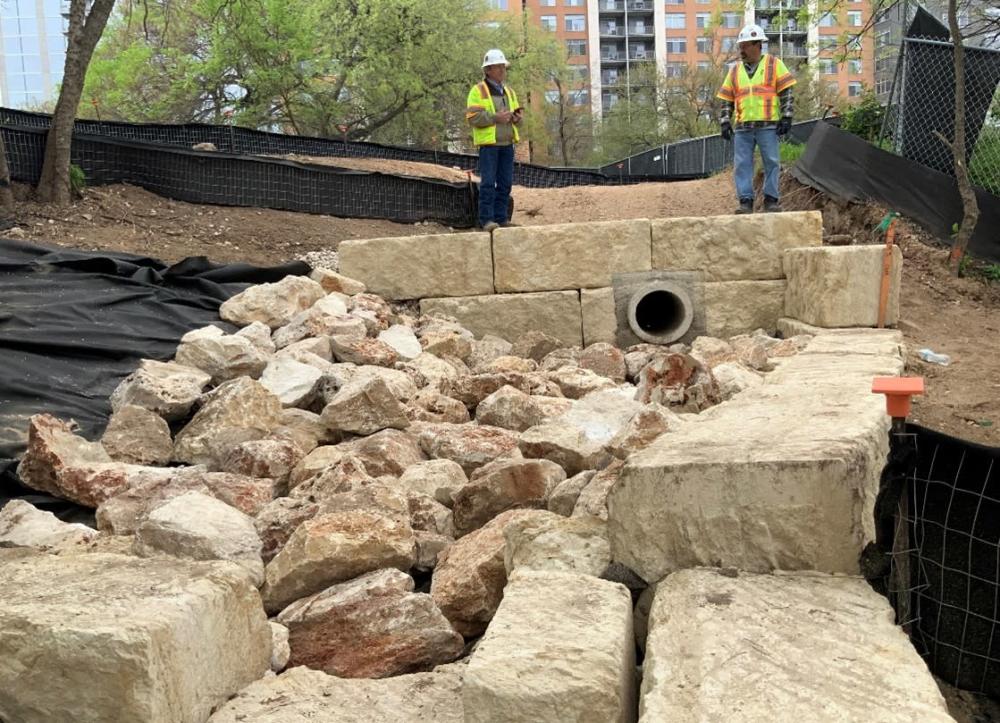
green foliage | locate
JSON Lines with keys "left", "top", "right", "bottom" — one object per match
{"left": 69, "top": 164, "right": 86, "bottom": 195}
{"left": 780, "top": 141, "right": 806, "bottom": 164}
{"left": 840, "top": 87, "right": 884, "bottom": 143}
{"left": 968, "top": 127, "right": 1000, "bottom": 196}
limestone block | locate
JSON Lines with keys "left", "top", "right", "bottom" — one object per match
{"left": 581, "top": 287, "right": 618, "bottom": 346}
{"left": 503, "top": 514, "right": 611, "bottom": 577}
{"left": 338, "top": 232, "right": 494, "bottom": 301}
{"left": 422, "top": 291, "right": 583, "bottom": 348}
{"left": 703, "top": 280, "right": 786, "bottom": 338}
{"left": 777, "top": 316, "right": 833, "bottom": 337}
{"left": 608, "top": 332, "right": 902, "bottom": 582}
{"left": 639, "top": 569, "right": 953, "bottom": 722}
{"left": 463, "top": 570, "right": 635, "bottom": 723}
{"left": 784, "top": 245, "right": 902, "bottom": 327}
{"left": 651, "top": 211, "right": 823, "bottom": 280}
{"left": 493, "top": 219, "right": 651, "bottom": 292}
{"left": 0, "top": 499, "right": 98, "bottom": 550}
{"left": 0, "top": 551, "right": 270, "bottom": 723}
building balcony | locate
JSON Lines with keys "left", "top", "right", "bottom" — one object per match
{"left": 628, "top": 26, "right": 655, "bottom": 37}
{"left": 599, "top": 0, "right": 625, "bottom": 13}
{"left": 600, "top": 26, "right": 626, "bottom": 38}
{"left": 601, "top": 71, "right": 622, "bottom": 84}
{"left": 778, "top": 43, "right": 808, "bottom": 57}
{"left": 626, "top": 0, "right": 654, "bottom": 12}
{"left": 628, "top": 50, "right": 655, "bottom": 61}
{"left": 601, "top": 52, "right": 627, "bottom": 63}
{"left": 755, "top": 0, "right": 805, "bottom": 11}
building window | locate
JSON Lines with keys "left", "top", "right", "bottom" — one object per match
{"left": 566, "top": 0, "right": 584, "bottom": 4}
{"left": 847, "top": 10, "right": 862, "bottom": 26}
{"left": 486, "top": 0, "right": 508, "bottom": 8}
{"left": 569, "top": 64, "right": 589, "bottom": 80}
{"left": 665, "top": 62, "right": 686, "bottom": 78}
{"left": 819, "top": 12, "right": 836, "bottom": 27}
{"left": 569, "top": 89, "right": 589, "bottom": 106}
{"left": 665, "top": 0, "right": 684, "bottom": 4}
{"left": 565, "top": 14, "right": 585, "bottom": 32}
{"left": 721, "top": 12, "right": 741, "bottom": 28}
{"left": 698, "top": 60, "right": 711, "bottom": 69}
{"left": 566, "top": 39, "right": 587, "bottom": 56}
{"left": 848, "top": 81, "right": 863, "bottom": 97}
{"left": 665, "top": 38, "right": 687, "bottom": 53}
{"left": 819, "top": 37, "right": 839, "bottom": 52}
{"left": 544, "top": 90, "right": 561, "bottom": 103}
{"left": 696, "top": 36, "right": 711, "bottom": 53}
{"left": 665, "top": 13, "right": 686, "bottom": 29}
{"left": 540, "top": 15, "right": 557, "bottom": 31}
{"left": 697, "top": 0, "right": 711, "bottom": 5}
{"left": 721, "top": 36, "right": 737, "bottom": 51}
{"left": 820, "top": 59, "right": 836, "bottom": 75}
{"left": 539, "top": 0, "right": 556, "bottom": 5}
{"left": 849, "top": 59, "right": 862, "bottom": 74}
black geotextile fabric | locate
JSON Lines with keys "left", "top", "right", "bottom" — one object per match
{"left": 792, "top": 122, "right": 1000, "bottom": 263}
{"left": 900, "top": 423, "right": 1000, "bottom": 698}
{"left": 1, "top": 125, "right": 480, "bottom": 227}
{"left": 0, "top": 238, "right": 307, "bottom": 504}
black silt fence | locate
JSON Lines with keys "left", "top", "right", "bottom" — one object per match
{"left": 1, "top": 125, "right": 479, "bottom": 227}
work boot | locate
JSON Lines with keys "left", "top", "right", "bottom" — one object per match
{"left": 735, "top": 199, "right": 754, "bottom": 215}
{"left": 500, "top": 221, "right": 519, "bottom": 228}
{"left": 763, "top": 196, "right": 782, "bottom": 213}
{"left": 482, "top": 221, "right": 500, "bottom": 232}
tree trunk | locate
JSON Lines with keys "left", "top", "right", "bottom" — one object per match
{"left": 947, "top": 0, "right": 980, "bottom": 276}
{"left": 0, "top": 131, "right": 15, "bottom": 213}
{"left": 36, "top": 0, "right": 116, "bottom": 204}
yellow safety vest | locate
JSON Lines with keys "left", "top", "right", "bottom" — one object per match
{"left": 466, "top": 81, "right": 521, "bottom": 146}
{"left": 716, "top": 54, "right": 796, "bottom": 123}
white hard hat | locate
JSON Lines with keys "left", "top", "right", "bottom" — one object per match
{"left": 737, "top": 24, "right": 767, "bottom": 44}
{"left": 482, "top": 49, "right": 510, "bottom": 68}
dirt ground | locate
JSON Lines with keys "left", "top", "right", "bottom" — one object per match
{"left": 3, "top": 168, "right": 997, "bottom": 446}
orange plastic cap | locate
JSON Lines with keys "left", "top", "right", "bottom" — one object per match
{"left": 872, "top": 377, "right": 925, "bottom": 418}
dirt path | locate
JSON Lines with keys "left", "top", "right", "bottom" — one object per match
{"left": 2, "top": 170, "right": 996, "bottom": 445}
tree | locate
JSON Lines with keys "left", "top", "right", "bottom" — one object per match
{"left": 37, "top": 0, "right": 116, "bottom": 203}
{"left": 0, "top": 134, "right": 14, "bottom": 213}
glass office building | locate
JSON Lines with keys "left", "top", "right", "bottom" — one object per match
{"left": 0, "top": 0, "right": 68, "bottom": 108}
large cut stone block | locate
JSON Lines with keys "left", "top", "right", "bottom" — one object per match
{"left": 608, "top": 330, "right": 903, "bottom": 581}
{"left": 640, "top": 569, "right": 952, "bottom": 722}
{"left": 338, "top": 232, "right": 494, "bottom": 301}
{"left": 703, "top": 280, "right": 786, "bottom": 338}
{"left": 421, "top": 292, "right": 583, "bottom": 347}
{"left": 463, "top": 570, "right": 635, "bottom": 723}
{"left": 581, "top": 287, "right": 617, "bottom": 346}
{"left": 784, "top": 245, "right": 902, "bottom": 327}
{"left": 493, "top": 219, "right": 651, "bottom": 292}
{"left": 0, "top": 551, "right": 270, "bottom": 723}
{"left": 651, "top": 211, "right": 823, "bottom": 280}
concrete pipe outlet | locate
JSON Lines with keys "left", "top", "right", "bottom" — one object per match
{"left": 627, "top": 282, "right": 694, "bottom": 344}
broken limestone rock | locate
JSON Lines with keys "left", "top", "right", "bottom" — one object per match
{"left": 0, "top": 499, "right": 98, "bottom": 550}
{"left": 452, "top": 459, "right": 566, "bottom": 537}
{"left": 275, "top": 336, "right": 334, "bottom": 362}
{"left": 133, "top": 491, "right": 264, "bottom": 583}
{"left": 689, "top": 336, "right": 735, "bottom": 368}
{"left": 467, "top": 334, "right": 513, "bottom": 371}
{"left": 269, "top": 622, "right": 291, "bottom": 673}
{"left": 310, "top": 268, "right": 367, "bottom": 295}
{"left": 288, "top": 455, "right": 376, "bottom": 501}
{"left": 639, "top": 569, "right": 952, "bottom": 722}
{"left": 254, "top": 496, "right": 320, "bottom": 562}
{"left": 547, "top": 470, "right": 596, "bottom": 516}
{"left": 606, "top": 403, "right": 680, "bottom": 460}
{"left": 258, "top": 356, "right": 323, "bottom": 408}
{"left": 331, "top": 335, "right": 399, "bottom": 367}
{"left": 415, "top": 531, "right": 454, "bottom": 572}
{"left": 634, "top": 352, "right": 721, "bottom": 413}
{"left": 379, "top": 324, "right": 423, "bottom": 360}
{"left": 100, "top": 404, "right": 173, "bottom": 466}
{"left": 174, "top": 325, "right": 270, "bottom": 384}
{"left": 407, "top": 492, "right": 455, "bottom": 537}
{"left": 261, "top": 509, "right": 416, "bottom": 613}
{"left": 572, "top": 461, "right": 623, "bottom": 520}
{"left": 206, "top": 665, "right": 464, "bottom": 723}
{"left": 539, "top": 347, "right": 581, "bottom": 372}
{"left": 320, "top": 375, "right": 410, "bottom": 436}
{"left": 220, "top": 275, "right": 326, "bottom": 329}
{"left": 109, "top": 359, "right": 211, "bottom": 421}
{"left": 418, "top": 423, "right": 522, "bottom": 476}
{"left": 511, "top": 330, "right": 565, "bottom": 362}
{"left": 624, "top": 345, "right": 667, "bottom": 382}
{"left": 577, "top": 342, "right": 627, "bottom": 383}
{"left": 276, "top": 570, "right": 463, "bottom": 678}
{"left": 462, "top": 570, "right": 635, "bottom": 723}
{"left": 397, "top": 459, "right": 468, "bottom": 507}
{"left": 545, "top": 366, "right": 618, "bottom": 400}
{"left": 518, "top": 421, "right": 608, "bottom": 476}
{"left": 483, "top": 355, "right": 538, "bottom": 374}
{"left": 234, "top": 320, "right": 276, "bottom": 355}
{"left": 273, "top": 407, "right": 333, "bottom": 454}
{"left": 222, "top": 438, "right": 303, "bottom": 486}
{"left": 173, "top": 378, "right": 283, "bottom": 467}
{"left": 712, "top": 361, "right": 764, "bottom": 400}
{"left": 504, "top": 512, "right": 610, "bottom": 577}
{"left": 0, "top": 551, "right": 270, "bottom": 723}
{"left": 271, "top": 295, "right": 356, "bottom": 348}
{"left": 401, "top": 352, "right": 469, "bottom": 387}
{"left": 407, "top": 389, "right": 472, "bottom": 424}
{"left": 729, "top": 334, "right": 772, "bottom": 371}
{"left": 17, "top": 414, "right": 130, "bottom": 508}
{"left": 430, "top": 509, "right": 550, "bottom": 637}
{"left": 474, "top": 385, "right": 546, "bottom": 432}
{"left": 351, "top": 365, "right": 420, "bottom": 402}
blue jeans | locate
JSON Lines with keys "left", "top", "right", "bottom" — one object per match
{"left": 734, "top": 127, "right": 780, "bottom": 202}
{"left": 478, "top": 144, "right": 514, "bottom": 226}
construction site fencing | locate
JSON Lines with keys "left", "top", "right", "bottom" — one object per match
{"left": 0, "top": 125, "right": 480, "bottom": 227}
{"left": 0, "top": 107, "right": 687, "bottom": 188}
{"left": 880, "top": 35, "right": 1000, "bottom": 197}
{"left": 881, "top": 424, "right": 1000, "bottom": 699}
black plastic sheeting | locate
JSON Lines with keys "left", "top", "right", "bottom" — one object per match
{"left": 0, "top": 238, "right": 307, "bottom": 505}
{"left": 793, "top": 122, "right": 1000, "bottom": 263}
{"left": 2, "top": 125, "right": 481, "bottom": 227}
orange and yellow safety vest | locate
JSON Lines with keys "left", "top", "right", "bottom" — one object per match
{"left": 716, "top": 54, "right": 796, "bottom": 123}
{"left": 466, "top": 81, "right": 521, "bottom": 146}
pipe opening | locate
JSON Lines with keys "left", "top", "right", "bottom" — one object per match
{"left": 627, "top": 282, "right": 694, "bottom": 344}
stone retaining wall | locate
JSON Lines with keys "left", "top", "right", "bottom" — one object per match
{"left": 338, "top": 211, "right": 901, "bottom": 346}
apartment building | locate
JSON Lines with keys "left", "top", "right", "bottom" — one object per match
{"left": 491, "top": 0, "right": 875, "bottom": 117}
{"left": 0, "top": 0, "right": 68, "bottom": 108}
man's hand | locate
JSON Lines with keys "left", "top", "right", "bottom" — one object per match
{"left": 720, "top": 121, "right": 733, "bottom": 141}
{"left": 495, "top": 110, "right": 513, "bottom": 124}
{"left": 776, "top": 117, "right": 792, "bottom": 137}
{"left": 512, "top": 108, "right": 524, "bottom": 125}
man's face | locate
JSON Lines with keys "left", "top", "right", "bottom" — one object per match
{"left": 739, "top": 40, "right": 762, "bottom": 63}
{"left": 485, "top": 64, "right": 507, "bottom": 83}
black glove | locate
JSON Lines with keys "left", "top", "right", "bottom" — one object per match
{"left": 721, "top": 121, "right": 733, "bottom": 141}
{"left": 776, "top": 117, "right": 792, "bottom": 138}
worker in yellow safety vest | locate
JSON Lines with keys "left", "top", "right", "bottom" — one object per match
{"left": 466, "top": 48, "right": 523, "bottom": 231}
{"left": 717, "top": 24, "right": 796, "bottom": 214}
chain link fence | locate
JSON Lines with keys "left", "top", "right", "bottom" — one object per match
{"left": 880, "top": 35, "right": 1000, "bottom": 196}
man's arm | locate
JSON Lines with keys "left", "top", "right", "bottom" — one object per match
{"left": 779, "top": 86, "right": 793, "bottom": 119}
{"left": 467, "top": 105, "right": 496, "bottom": 129}
{"left": 719, "top": 100, "right": 735, "bottom": 126}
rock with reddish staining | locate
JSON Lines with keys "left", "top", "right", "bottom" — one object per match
{"left": 100, "top": 404, "right": 173, "bottom": 466}
{"left": 350, "top": 293, "right": 394, "bottom": 332}
{"left": 577, "top": 343, "right": 628, "bottom": 383}
{"left": 572, "top": 460, "right": 624, "bottom": 520}
{"left": 511, "top": 330, "right": 565, "bottom": 362}
{"left": 545, "top": 367, "right": 618, "bottom": 400}
{"left": 220, "top": 275, "right": 326, "bottom": 329}
{"left": 417, "top": 423, "right": 522, "bottom": 476}
{"left": 474, "top": 386, "right": 546, "bottom": 433}
{"left": 400, "top": 352, "right": 469, "bottom": 388}
{"left": 634, "top": 353, "right": 721, "bottom": 413}
{"left": 276, "top": 569, "right": 463, "bottom": 679}
{"left": 438, "top": 372, "right": 534, "bottom": 409}
{"left": 417, "top": 318, "right": 475, "bottom": 362}
{"left": 483, "top": 356, "right": 538, "bottom": 374}
{"left": 728, "top": 335, "right": 772, "bottom": 371}
{"left": 254, "top": 496, "right": 321, "bottom": 562}
{"left": 539, "top": 348, "right": 581, "bottom": 372}
{"left": 689, "top": 336, "right": 736, "bottom": 369}
{"left": 406, "top": 492, "right": 455, "bottom": 538}
{"left": 624, "top": 344, "right": 668, "bottom": 382}
{"left": 397, "top": 460, "right": 468, "bottom": 508}
{"left": 330, "top": 335, "right": 399, "bottom": 367}
{"left": 605, "top": 404, "right": 681, "bottom": 460}
{"left": 288, "top": 455, "right": 377, "bottom": 502}
{"left": 406, "top": 390, "right": 472, "bottom": 425}
{"left": 319, "top": 376, "right": 410, "bottom": 436}
{"left": 16, "top": 414, "right": 132, "bottom": 508}
{"left": 451, "top": 459, "right": 566, "bottom": 536}
{"left": 342, "top": 429, "right": 427, "bottom": 478}
{"left": 309, "top": 268, "right": 367, "bottom": 296}
{"left": 260, "top": 509, "right": 416, "bottom": 613}
{"left": 109, "top": 359, "right": 211, "bottom": 421}
{"left": 431, "top": 508, "right": 554, "bottom": 637}
{"left": 547, "top": 471, "right": 596, "bottom": 517}
{"left": 222, "top": 438, "right": 304, "bottom": 486}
